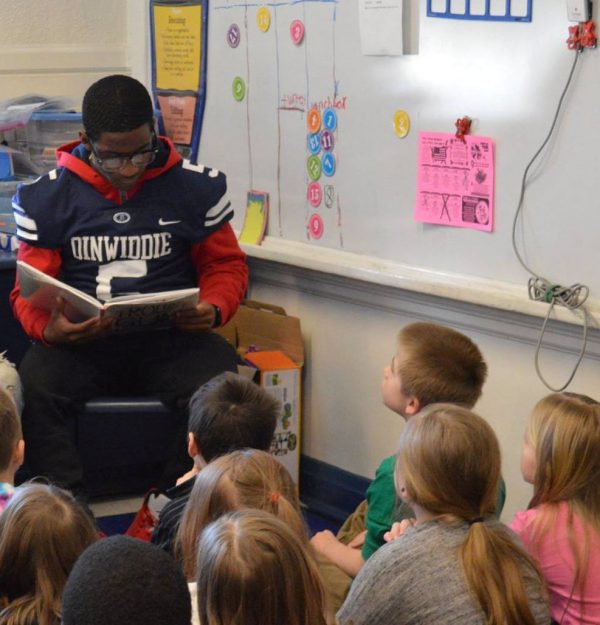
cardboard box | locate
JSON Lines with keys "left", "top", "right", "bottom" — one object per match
{"left": 214, "top": 301, "right": 303, "bottom": 482}
{"left": 245, "top": 351, "right": 301, "bottom": 482}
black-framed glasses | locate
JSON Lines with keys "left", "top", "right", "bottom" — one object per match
{"left": 90, "top": 132, "right": 159, "bottom": 172}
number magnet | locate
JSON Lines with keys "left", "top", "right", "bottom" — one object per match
{"left": 323, "top": 107, "right": 337, "bottom": 132}
{"left": 307, "top": 155, "right": 322, "bottom": 181}
{"left": 308, "top": 214, "right": 324, "bottom": 239}
{"left": 307, "top": 182, "right": 322, "bottom": 207}
{"left": 290, "top": 19, "right": 305, "bottom": 45}
{"left": 227, "top": 24, "right": 241, "bottom": 48}
{"left": 320, "top": 129, "right": 335, "bottom": 152}
{"left": 324, "top": 184, "right": 335, "bottom": 208}
{"left": 321, "top": 152, "right": 336, "bottom": 177}
{"left": 257, "top": 7, "right": 271, "bottom": 32}
{"left": 393, "top": 110, "right": 410, "bottom": 138}
{"left": 307, "top": 108, "right": 321, "bottom": 133}
{"left": 307, "top": 132, "right": 321, "bottom": 155}
{"left": 232, "top": 77, "right": 246, "bottom": 101}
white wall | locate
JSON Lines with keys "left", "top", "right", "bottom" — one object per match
{"left": 0, "top": 0, "right": 149, "bottom": 102}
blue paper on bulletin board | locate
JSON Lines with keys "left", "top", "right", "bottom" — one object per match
{"left": 427, "top": 0, "right": 532, "bottom": 22}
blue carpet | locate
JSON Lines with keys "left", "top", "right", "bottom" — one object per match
{"left": 97, "top": 513, "right": 135, "bottom": 536}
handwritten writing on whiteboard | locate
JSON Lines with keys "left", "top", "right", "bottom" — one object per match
{"left": 415, "top": 131, "right": 495, "bottom": 232}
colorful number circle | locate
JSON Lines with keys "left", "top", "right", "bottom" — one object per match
{"left": 309, "top": 214, "right": 324, "bottom": 239}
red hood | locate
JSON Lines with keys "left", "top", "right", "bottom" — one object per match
{"left": 55, "top": 136, "right": 183, "bottom": 203}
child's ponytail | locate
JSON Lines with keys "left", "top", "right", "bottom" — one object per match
{"left": 397, "top": 404, "right": 546, "bottom": 625}
{"left": 460, "top": 520, "right": 543, "bottom": 625}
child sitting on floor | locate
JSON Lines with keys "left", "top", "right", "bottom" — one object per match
{"left": 338, "top": 404, "right": 550, "bottom": 625}
{"left": 311, "top": 322, "right": 496, "bottom": 587}
{"left": 196, "top": 510, "right": 329, "bottom": 625}
{"left": 175, "top": 448, "right": 307, "bottom": 580}
{"left": 0, "top": 388, "right": 24, "bottom": 513}
{"left": 511, "top": 392, "right": 600, "bottom": 625}
{"left": 151, "top": 371, "right": 280, "bottom": 554}
{"left": 0, "top": 483, "right": 97, "bottom": 625}
{"left": 62, "top": 536, "right": 191, "bottom": 625}
{"left": 175, "top": 448, "right": 337, "bottom": 622}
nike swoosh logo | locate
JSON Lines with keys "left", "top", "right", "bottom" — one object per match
{"left": 158, "top": 218, "right": 182, "bottom": 226}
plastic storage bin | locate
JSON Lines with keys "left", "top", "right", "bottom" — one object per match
{"left": 25, "top": 111, "right": 82, "bottom": 172}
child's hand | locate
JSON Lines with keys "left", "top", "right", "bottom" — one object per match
{"left": 311, "top": 529, "right": 366, "bottom": 577}
{"left": 176, "top": 466, "right": 199, "bottom": 486}
{"left": 347, "top": 530, "right": 367, "bottom": 549}
{"left": 383, "top": 519, "right": 416, "bottom": 542}
{"left": 310, "top": 529, "right": 338, "bottom": 555}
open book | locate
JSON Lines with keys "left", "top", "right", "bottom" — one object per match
{"left": 17, "top": 260, "right": 199, "bottom": 332}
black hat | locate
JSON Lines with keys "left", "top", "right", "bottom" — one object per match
{"left": 62, "top": 536, "right": 191, "bottom": 625}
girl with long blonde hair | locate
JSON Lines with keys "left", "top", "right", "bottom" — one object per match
{"left": 0, "top": 483, "right": 98, "bottom": 625}
{"left": 511, "top": 392, "right": 600, "bottom": 625}
{"left": 175, "top": 448, "right": 308, "bottom": 580}
{"left": 338, "top": 404, "right": 549, "bottom": 625}
{"left": 196, "top": 509, "right": 328, "bottom": 625}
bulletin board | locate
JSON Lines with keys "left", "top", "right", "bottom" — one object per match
{"left": 150, "top": 0, "right": 208, "bottom": 163}
{"left": 194, "top": 1, "right": 600, "bottom": 302}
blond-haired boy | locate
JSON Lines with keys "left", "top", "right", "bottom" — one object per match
{"left": 312, "top": 322, "right": 499, "bottom": 584}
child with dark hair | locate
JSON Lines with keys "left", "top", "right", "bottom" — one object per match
{"left": 61, "top": 536, "right": 191, "bottom": 625}
{"left": 0, "top": 389, "right": 24, "bottom": 513}
{"left": 11, "top": 74, "right": 248, "bottom": 496}
{"left": 151, "top": 372, "right": 280, "bottom": 553}
{"left": 0, "top": 483, "right": 98, "bottom": 625}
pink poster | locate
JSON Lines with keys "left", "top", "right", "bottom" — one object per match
{"left": 415, "top": 131, "right": 495, "bottom": 232}
{"left": 157, "top": 94, "right": 197, "bottom": 146}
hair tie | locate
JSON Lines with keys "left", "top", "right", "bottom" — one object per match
{"left": 468, "top": 516, "right": 484, "bottom": 526}
{"left": 270, "top": 491, "right": 281, "bottom": 504}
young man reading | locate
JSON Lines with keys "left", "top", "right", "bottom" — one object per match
{"left": 11, "top": 75, "right": 248, "bottom": 496}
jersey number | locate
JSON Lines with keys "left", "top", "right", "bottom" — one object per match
{"left": 96, "top": 260, "right": 147, "bottom": 301}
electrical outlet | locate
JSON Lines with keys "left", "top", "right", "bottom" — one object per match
{"left": 567, "top": 0, "right": 592, "bottom": 21}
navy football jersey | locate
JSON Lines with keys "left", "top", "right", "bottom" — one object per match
{"left": 13, "top": 157, "right": 233, "bottom": 302}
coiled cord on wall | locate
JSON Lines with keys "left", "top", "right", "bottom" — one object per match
{"left": 511, "top": 50, "right": 590, "bottom": 391}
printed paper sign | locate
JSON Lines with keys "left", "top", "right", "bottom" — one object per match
{"left": 359, "top": 0, "right": 403, "bottom": 56}
{"left": 154, "top": 4, "right": 202, "bottom": 91}
{"left": 415, "top": 131, "right": 495, "bottom": 232}
{"left": 156, "top": 95, "right": 197, "bottom": 145}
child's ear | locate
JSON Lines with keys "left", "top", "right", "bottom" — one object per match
{"left": 188, "top": 432, "right": 200, "bottom": 459}
{"left": 13, "top": 439, "right": 24, "bottom": 467}
{"left": 404, "top": 396, "right": 422, "bottom": 417}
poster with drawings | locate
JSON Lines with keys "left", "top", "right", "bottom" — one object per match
{"left": 415, "top": 132, "right": 495, "bottom": 232}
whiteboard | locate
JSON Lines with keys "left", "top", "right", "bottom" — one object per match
{"left": 197, "top": 1, "right": 600, "bottom": 302}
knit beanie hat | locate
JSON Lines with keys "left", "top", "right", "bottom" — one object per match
{"left": 62, "top": 535, "right": 191, "bottom": 625}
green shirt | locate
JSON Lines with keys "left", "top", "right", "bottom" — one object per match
{"left": 361, "top": 454, "right": 507, "bottom": 560}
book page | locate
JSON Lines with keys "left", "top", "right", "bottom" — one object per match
{"left": 103, "top": 288, "right": 199, "bottom": 333}
{"left": 17, "top": 261, "right": 101, "bottom": 322}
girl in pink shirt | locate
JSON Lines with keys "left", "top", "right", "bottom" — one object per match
{"left": 511, "top": 393, "right": 600, "bottom": 625}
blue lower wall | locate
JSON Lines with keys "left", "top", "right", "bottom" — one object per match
{"left": 299, "top": 454, "right": 371, "bottom": 525}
